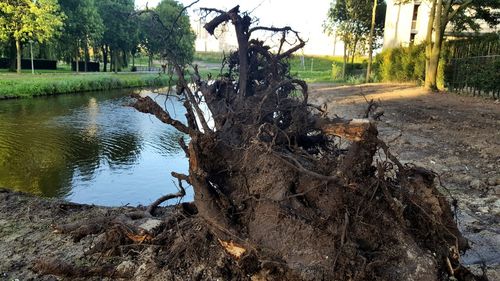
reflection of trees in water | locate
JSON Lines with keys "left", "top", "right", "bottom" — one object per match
{"left": 153, "top": 130, "right": 186, "bottom": 156}
{"left": 102, "top": 134, "right": 143, "bottom": 168}
{"left": 0, "top": 90, "right": 187, "bottom": 199}
{"left": 0, "top": 123, "right": 74, "bottom": 197}
{"left": 0, "top": 91, "right": 138, "bottom": 197}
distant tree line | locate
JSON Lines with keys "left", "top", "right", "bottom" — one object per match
{"left": 0, "top": 0, "right": 195, "bottom": 73}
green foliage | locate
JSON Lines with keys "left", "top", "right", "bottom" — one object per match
{"left": 58, "top": 0, "right": 103, "bottom": 60}
{"left": 137, "top": 0, "right": 195, "bottom": 65}
{"left": 324, "top": 0, "right": 386, "bottom": 58}
{"left": 374, "top": 44, "right": 426, "bottom": 83}
{"left": 194, "top": 52, "right": 225, "bottom": 64}
{"left": 0, "top": 0, "right": 64, "bottom": 44}
{"left": 0, "top": 73, "right": 172, "bottom": 98}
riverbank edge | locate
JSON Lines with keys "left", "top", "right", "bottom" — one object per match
{"left": 0, "top": 188, "right": 174, "bottom": 280}
{"left": 0, "top": 73, "right": 176, "bottom": 100}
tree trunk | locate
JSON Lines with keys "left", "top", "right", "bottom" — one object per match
{"left": 15, "top": 39, "right": 21, "bottom": 74}
{"left": 102, "top": 45, "right": 108, "bottom": 72}
{"left": 425, "top": 0, "right": 437, "bottom": 89}
{"left": 113, "top": 50, "right": 118, "bottom": 73}
{"left": 8, "top": 39, "right": 16, "bottom": 72}
{"left": 425, "top": 0, "right": 443, "bottom": 90}
{"left": 84, "top": 41, "right": 89, "bottom": 73}
{"left": 366, "top": 0, "right": 378, "bottom": 83}
{"left": 342, "top": 41, "right": 347, "bottom": 79}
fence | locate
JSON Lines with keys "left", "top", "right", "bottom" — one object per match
{"left": 446, "top": 55, "right": 500, "bottom": 98}
{"left": 443, "top": 34, "right": 499, "bottom": 98}
{"left": 132, "top": 66, "right": 164, "bottom": 73}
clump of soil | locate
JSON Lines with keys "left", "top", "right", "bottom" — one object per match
{"left": 1, "top": 6, "right": 489, "bottom": 281}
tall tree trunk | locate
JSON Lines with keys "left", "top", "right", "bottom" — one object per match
{"left": 365, "top": 0, "right": 378, "bottom": 83}
{"left": 342, "top": 42, "right": 347, "bottom": 79}
{"left": 102, "top": 45, "right": 108, "bottom": 72}
{"left": 75, "top": 41, "right": 80, "bottom": 73}
{"left": 110, "top": 49, "right": 114, "bottom": 72}
{"left": 424, "top": 0, "right": 437, "bottom": 88}
{"left": 425, "top": 0, "right": 443, "bottom": 90}
{"left": 15, "top": 39, "right": 21, "bottom": 74}
{"left": 84, "top": 40, "right": 89, "bottom": 73}
{"left": 113, "top": 50, "right": 118, "bottom": 73}
{"left": 148, "top": 54, "right": 152, "bottom": 71}
{"left": 8, "top": 39, "right": 16, "bottom": 72}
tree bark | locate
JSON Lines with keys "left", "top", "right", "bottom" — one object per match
{"left": 102, "top": 46, "right": 108, "bottom": 72}
{"left": 365, "top": 0, "right": 378, "bottom": 83}
{"left": 425, "top": 0, "right": 443, "bottom": 90}
{"left": 84, "top": 40, "right": 89, "bottom": 73}
{"left": 15, "top": 39, "right": 21, "bottom": 74}
{"left": 424, "top": 0, "right": 437, "bottom": 89}
{"left": 113, "top": 50, "right": 118, "bottom": 73}
{"left": 342, "top": 41, "right": 347, "bottom": 79}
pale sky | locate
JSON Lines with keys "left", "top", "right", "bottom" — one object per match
{"left": 134, "top": 0, "right": 338, "bottom": 55}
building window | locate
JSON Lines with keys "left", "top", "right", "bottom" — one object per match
{"left": 410, "top": 33, "right": 416, "bottom": 45}
{"left": 412, "top": 4, "right": 420, "bottom": 30}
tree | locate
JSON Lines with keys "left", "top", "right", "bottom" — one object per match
{"left": 366, "top": 0, "right": 379, "bottom": 82}
{"left": 155, "top": 0, "right": 195, "bottom": 65}
{"left": 137, "top": 0, "right": 195, "bottom": 69}
{"left": 424, "top": 0, "right": 500, "bottom": 90}
{"left": 325, "top": 0, "right": 385, "bottom": 78}
{"left": 0, "top": 0, "right": 64, "bottom": 73}
{"left": 58, "top": 0, "right": 103, "bottom": 73}
{"left": 96, "top": 0, "right": 137, "bottom": 72}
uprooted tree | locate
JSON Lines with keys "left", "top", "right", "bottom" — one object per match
{"left": 34, "top": 5, "right": 480, "bottom": 281}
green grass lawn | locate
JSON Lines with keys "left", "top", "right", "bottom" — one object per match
{"left": 0, "top": 72, "right": 173, "bottom": 99}
{"left": 194, "top": 52, "right": 367, "bottom": 83}
{"left": 0, "top": 52, "right": 369, "bottom": 99}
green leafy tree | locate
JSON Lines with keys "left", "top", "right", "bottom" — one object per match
{"left": 96, "top": 0, "right": 137, "bottom": 72}
{"left": 424, "top": 0, "right": 500, "bottom": 90}
{"left": 0, "top": 0, "right": 64, "bottom": 73}
{"left": 155, "top": 0, "right": 195, "bottom": 65}
{"left": 138, "top": 0, "right": 195, "bottom": 68}
{"left": 325, "top": 0, "right": 385, "bottom": 78}
{"left": 58, "top": 0, "right": 103, "bottom": 72}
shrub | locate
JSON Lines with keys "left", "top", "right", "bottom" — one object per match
{"left": 374, "top": 44, "right": 425, "bottom": 83}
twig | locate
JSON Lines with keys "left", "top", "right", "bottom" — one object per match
{"left": 146, "top": 172, "right": 189, "bottom": 216}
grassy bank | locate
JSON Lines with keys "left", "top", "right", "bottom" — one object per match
{"left": 0, "top": 73, "right": 172, "bottom": 99}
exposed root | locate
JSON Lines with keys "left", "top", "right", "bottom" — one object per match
{"left": 35, "top": 5, "right": 481, "bottom": 281}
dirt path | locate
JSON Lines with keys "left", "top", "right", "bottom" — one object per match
{"left": 310, "top": 83, "right": 500, "bottom": 277}
{"left": 0, "top": 83, "right": 498, "bottom": 280}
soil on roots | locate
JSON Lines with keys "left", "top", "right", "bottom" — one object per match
{"left": 24, "top": 6, "right": 487, "bottom": 281}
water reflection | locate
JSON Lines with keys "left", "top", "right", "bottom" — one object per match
{"left": 0, "top": 89, "right": 190, "bottom": 206}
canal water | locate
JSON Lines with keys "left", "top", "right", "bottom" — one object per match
{"left": 0, "top": 88, "right": 190, "bottom": 206}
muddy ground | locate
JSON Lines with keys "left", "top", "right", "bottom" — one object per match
{"left": 0, "top": 83, "right": 498, "bottom": 280}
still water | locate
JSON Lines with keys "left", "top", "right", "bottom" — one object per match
{"left": 0, "top": 89, "right": 190, "bottom": 206}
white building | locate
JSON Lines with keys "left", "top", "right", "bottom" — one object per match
{"left": 383, "top": 0, "right": 499, "bottom": 49}
{"left": 383, "top": 0, "right": 431, "bottom": 49}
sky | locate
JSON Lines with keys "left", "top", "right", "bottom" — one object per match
{"left": 134, "top": 0, "right": 338, "bottom": 55}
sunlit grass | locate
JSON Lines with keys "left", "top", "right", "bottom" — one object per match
{"left": 0, "top": 72, "right": 172, "bottom": 99}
